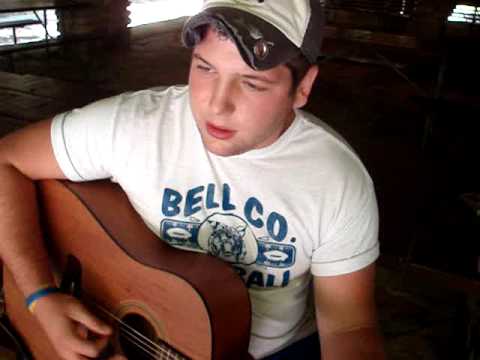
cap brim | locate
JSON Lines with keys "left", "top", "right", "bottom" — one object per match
{"left": 182, "top": 7, "right": 299, "bottom": 70}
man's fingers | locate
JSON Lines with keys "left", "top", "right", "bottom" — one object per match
{"left": 71, "top": 354, "right": 93, "bottom": 360}
{"left": 57, "top": 323, "right": 112, "bottom": 359}
{"left": 92, "top": 334, "right": 110, "bottom": 353}
{"left": 108, "top": 355, "right": 128, "bottom": 360}
{"left": 68, "top": 332, "right": 106, "bottom": 358}
{"left": 32, "top": 294, "right": 114, "bottom": 359}
{"left": 68, "top": 302, "right": 112, "bottom": 335}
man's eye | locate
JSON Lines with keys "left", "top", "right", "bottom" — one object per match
{"left": 196, "top": 64, "right": 212, "bottom": 72}
{"left": 244, "top": 81, "right": 266, "bottom": 92}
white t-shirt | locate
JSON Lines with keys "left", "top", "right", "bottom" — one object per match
{"left": 51, "top": 85, "right": 379, "bottom": 359}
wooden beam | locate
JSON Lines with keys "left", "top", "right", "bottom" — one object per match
{"left": 323, "top": 25, "right": 418, "bottom": 48}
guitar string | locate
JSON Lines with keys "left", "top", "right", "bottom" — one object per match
{"left": 77, "top": 292, "right": 186, "bottom": 360}
{"left": 91, "top": 301, "right": 177, "bottom": 359}
{"left": 82, "top": 297, "right": 181, "bottom": 360}
{"left": 119, "top": 324, "right": 173, "bottom": 360}
{"left": 118, "top": 326, "right": 185, "bottom": 360}
{"left": 117, "top": 327, "right": 168, "bottom": 359}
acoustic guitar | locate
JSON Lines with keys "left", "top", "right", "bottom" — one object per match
{"left": 3, "top": 179, "right": 252, "bottom": 360}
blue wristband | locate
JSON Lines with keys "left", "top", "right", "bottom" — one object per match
{"left": 25, "top": 286, "right": 61, "bottom": 312}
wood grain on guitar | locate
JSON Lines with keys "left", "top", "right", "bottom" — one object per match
{"left": 3, "top": 179, "right": 252, "bottom": 360}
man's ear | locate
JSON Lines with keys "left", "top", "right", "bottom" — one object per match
{"left": 293, "top": 65, "right": 319, "bottom": 109}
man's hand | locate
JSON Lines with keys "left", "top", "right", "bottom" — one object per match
{"left": 33, "top": 293, "right": 114, "bottom": 360}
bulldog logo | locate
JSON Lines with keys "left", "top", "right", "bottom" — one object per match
{"left": 198, "top": 213, "right": 258, "bottom": 265}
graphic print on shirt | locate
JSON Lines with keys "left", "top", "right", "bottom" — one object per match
{"left": 197, "top": 213, "right": 258, "bottom": 264}
{"left": 159, "top": 183, "right": 297, "bottom": 288}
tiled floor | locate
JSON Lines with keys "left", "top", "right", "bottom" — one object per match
{"left": 0, "top": 18, "right": 479, "bottom": 360}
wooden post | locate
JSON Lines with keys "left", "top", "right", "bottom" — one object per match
{"left": 56, "top": 0, "right": 130, "bottom": 40}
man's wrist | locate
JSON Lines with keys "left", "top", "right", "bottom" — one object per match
{"left": 25, "top": 284, "right": 61, "bottom": 313}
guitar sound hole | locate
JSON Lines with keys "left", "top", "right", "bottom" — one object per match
{"left": 119, "top": 313, "right": 159, "bottom": 360}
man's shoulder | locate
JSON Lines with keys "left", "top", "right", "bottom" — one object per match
{"left": 67, "top": 85, "right": 190, "bottom": 120}
{"left": 296, "top": 111, "right": 369, "bottom": 175}
{"left": 296, "top": 110, "right": 351, "bottom": 151}
{"left": 55, "top": 85, "right": 192, "bottom": 139}
{"left": 120, "top": 84, "right": 189, "bottom": 106}
{"left": 108, "top": 85, "right": 191, "bottom": 123}
{"left": 126, "top": 84, "right": 188, "bottom": 97}
{"left": 288, "top": 111, "right": 375, "bottom": 205}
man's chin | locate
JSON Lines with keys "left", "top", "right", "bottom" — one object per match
{"left": 203, "top": 141, "right": 245, "bottom": 157}
{"left": 207, "top": 146, "right": 242, "bottom": 157}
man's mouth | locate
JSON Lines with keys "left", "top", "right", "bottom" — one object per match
{"left": 206, "top": 122, "right": 236, "bottom": 140}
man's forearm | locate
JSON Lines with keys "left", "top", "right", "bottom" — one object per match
{"left": 0, "top": 164, "right": 55, "bottom": 296}
{"left": 319, "top": 326, "right": 386, "bottom": 360}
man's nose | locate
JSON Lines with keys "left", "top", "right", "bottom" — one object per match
{"left": 209, "top": 79, "right": 235, "bottom": 115}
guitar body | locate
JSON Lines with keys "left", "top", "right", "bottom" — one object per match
{"left": 3, "top": 180, "right": 252, "bottom": 360}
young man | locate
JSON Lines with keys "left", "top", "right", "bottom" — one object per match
{"left": 0, "top": 0, "right": 385, "bottom": 359}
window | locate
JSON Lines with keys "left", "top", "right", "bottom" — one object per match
{"left": 0, "top": 10, "right": 60, "bottom": 46}
{"left": 448, "top": 4, "right": 480, "bottom": 24}
{"left": 128, "top": 0, "right": 203, "bottom": 28}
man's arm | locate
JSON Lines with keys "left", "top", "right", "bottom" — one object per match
{"left": 313, "top": 263, "right": 386, "bottom": 360}
{"left": 0, "top": 119, "right": 113, "bottom": 359}
{"left": 0, "top": 119, "right": 65, "bottom": 294}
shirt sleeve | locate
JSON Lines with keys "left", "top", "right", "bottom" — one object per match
{"left": 311, "top": 185, "right": 380, "bottom": 277}
{"left": 51, "top": 95, "right": 123, "bottom": 181}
